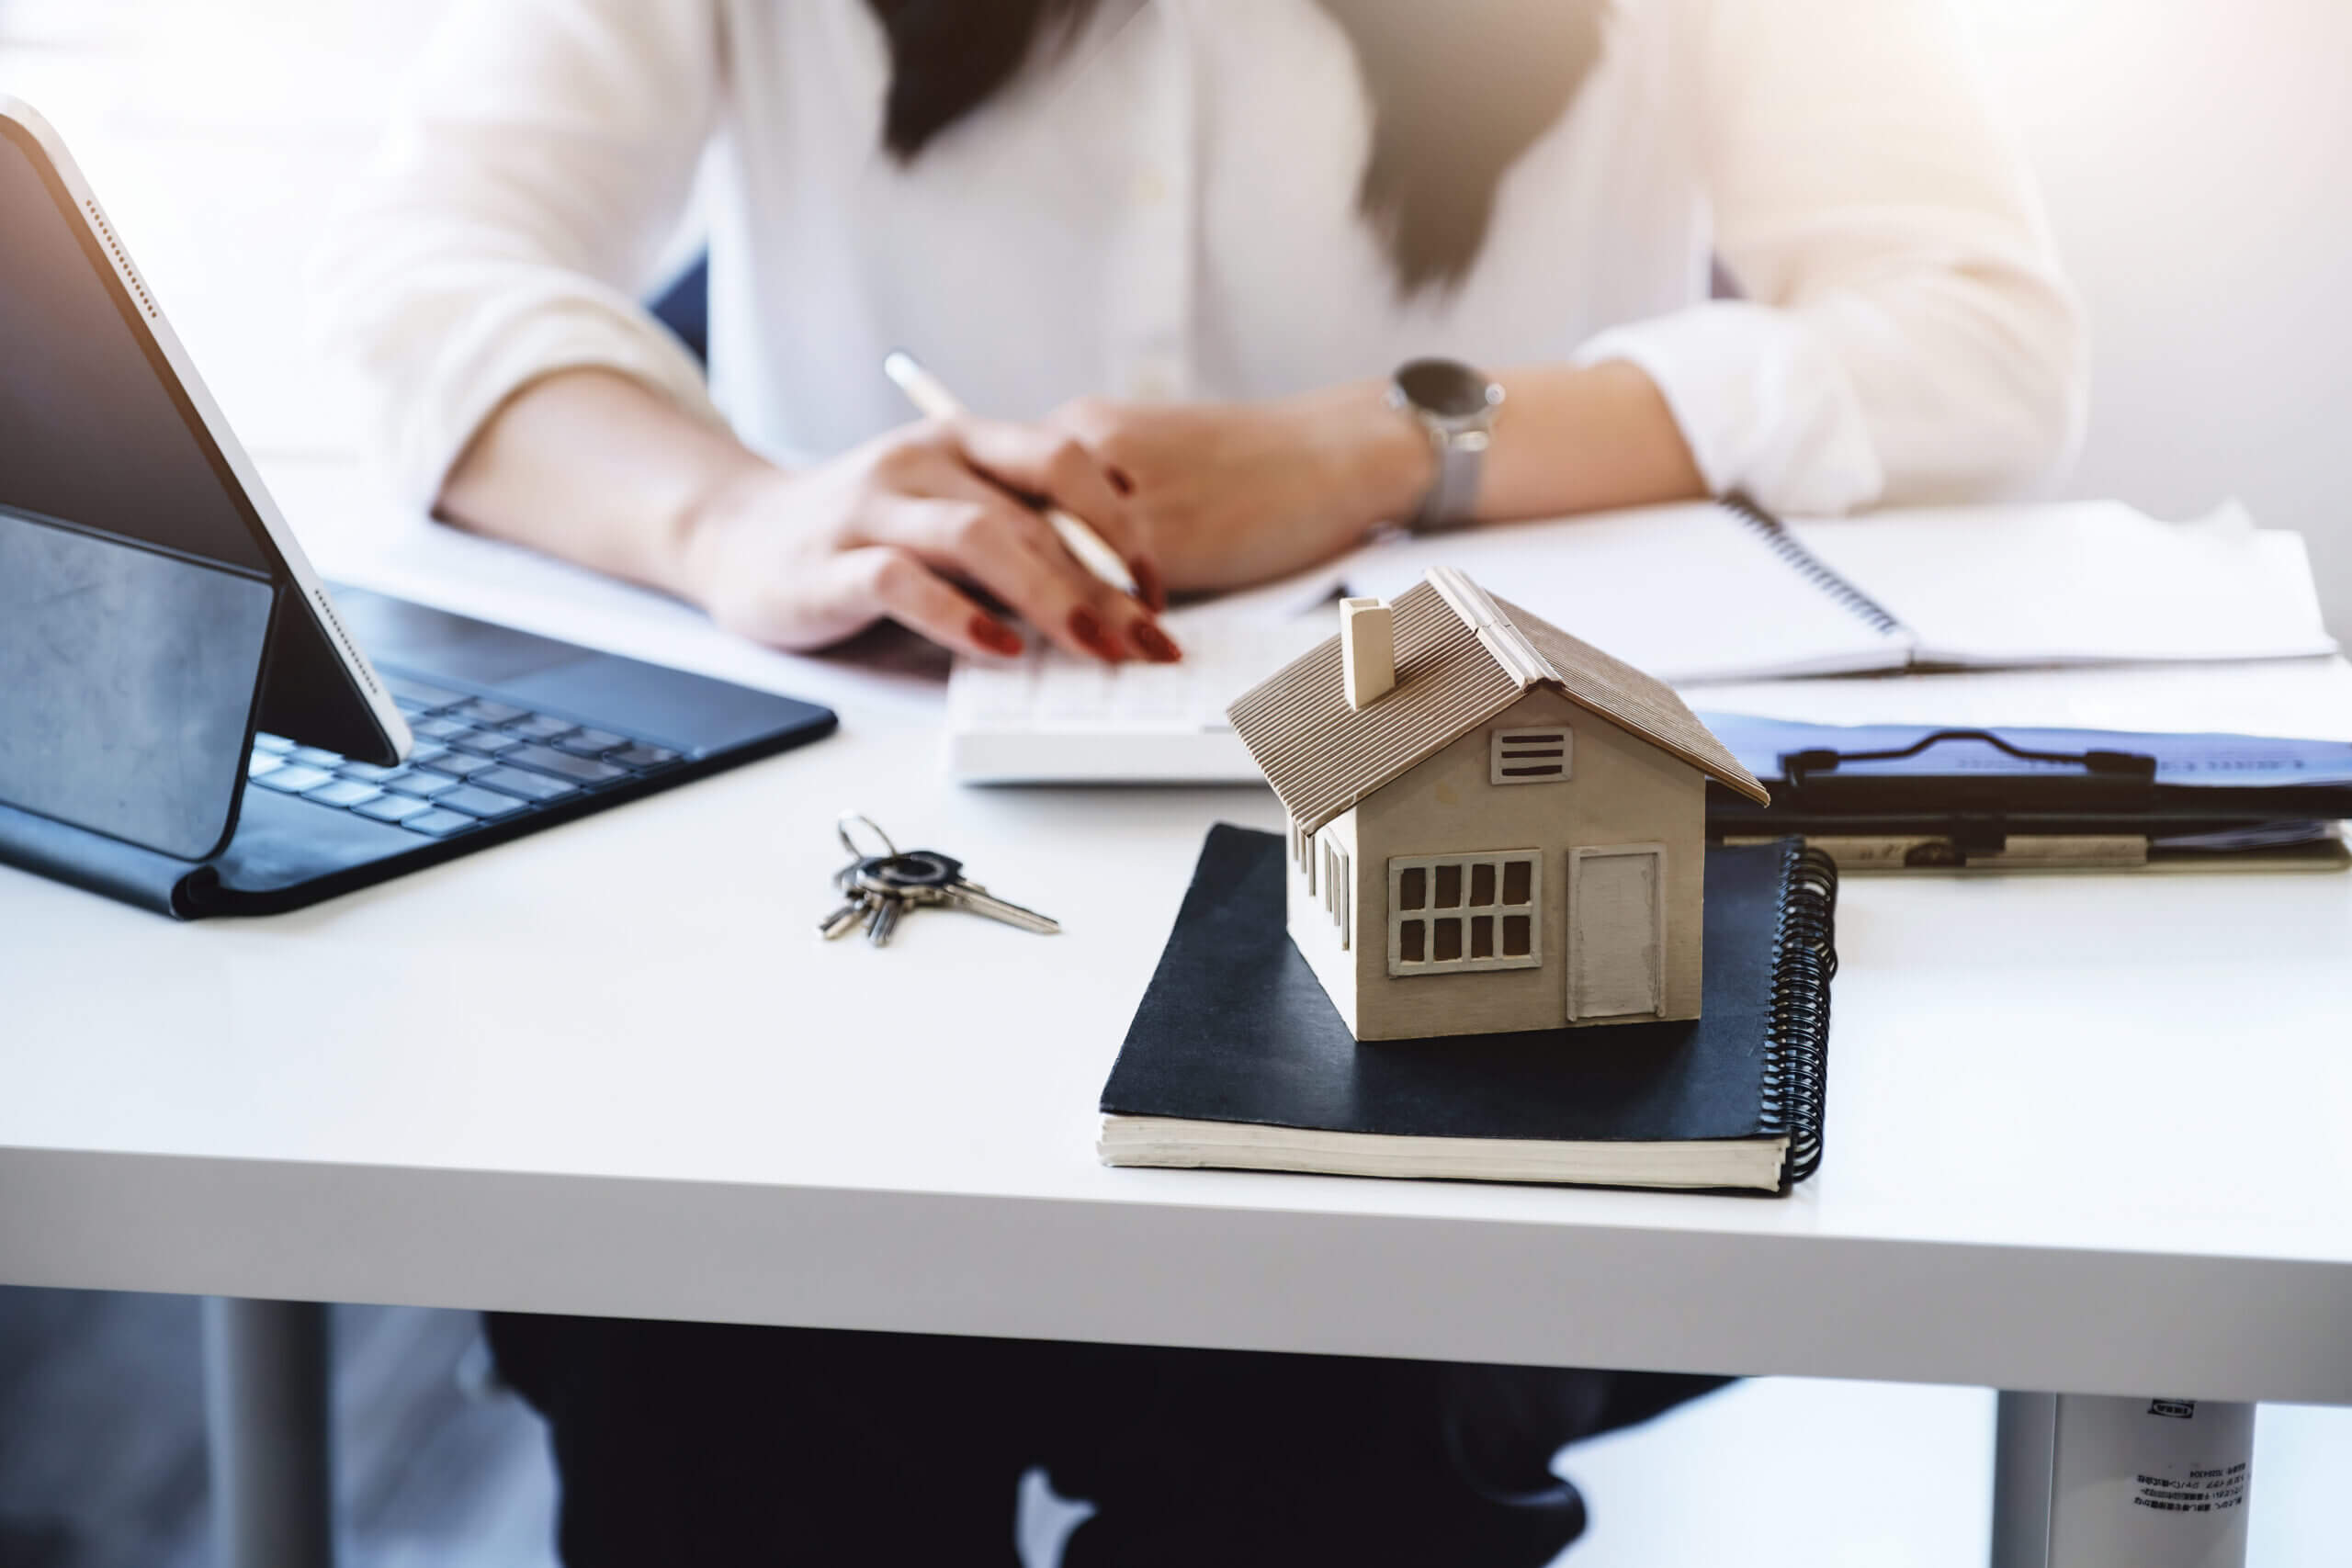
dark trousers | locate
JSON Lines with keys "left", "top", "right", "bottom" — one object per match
{"left": 487, "top": 1313, "right": 1727, "bottom": 1565}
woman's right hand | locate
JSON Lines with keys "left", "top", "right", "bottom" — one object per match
{"left": 675, "top": 417, "right": 1178, "bottom": 664}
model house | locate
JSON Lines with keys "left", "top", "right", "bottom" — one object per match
{"left": 1227, "top": 567, "right": 1770, "bottom": 1042}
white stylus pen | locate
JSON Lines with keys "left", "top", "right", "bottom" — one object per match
{"left": 882, "top": 349, "right": 1141, "bottom": 600}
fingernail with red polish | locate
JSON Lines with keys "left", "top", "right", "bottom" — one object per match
{"left": 1069, "top": 606, "right": 1121, "bottom": 661}
{"left": 1132, "top": 558, "right": 1166, "bottom": 613}
{"left": 968, "top": 615, "right": 1024, "bottom": 657}
{"left": 1131, "top": 620, "right": 1182, "bottom": 663}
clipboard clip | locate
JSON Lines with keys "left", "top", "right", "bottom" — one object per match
{"left": 1775, "top": 730, "right": 2159, "bottom": 839}
{"left": 1780, "top": 729, "right": 2159, "bottom": 785}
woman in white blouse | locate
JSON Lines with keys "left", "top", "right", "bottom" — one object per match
{"left": 320, "top": 0, "right": 2080, "bottom": 1560}
{"left": 318, "top": 0, "right": 2082, "bottom": 671}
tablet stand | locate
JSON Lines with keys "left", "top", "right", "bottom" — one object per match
{"left": 0, "top": 502, "right": 277, "bottom": 862}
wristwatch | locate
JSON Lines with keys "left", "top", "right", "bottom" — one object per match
{"left": 1387, "top": 357, "right": 1505, "bottom": 534}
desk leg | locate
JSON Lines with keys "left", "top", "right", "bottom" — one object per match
{"left": 1990, "top": 1391, "right": 2253, "bottom": 1568}
{"left": 201, "top": 1298, "right": 336, "bottom": 1568}
{"left": 1991, "top": 1391, "right": 2056, "bottom": 1568}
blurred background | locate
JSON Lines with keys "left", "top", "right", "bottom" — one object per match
{"left": 3, "top": 0, "right": 2348, "bottom": 627}
{"left": 2, "top": 1, "right": 2348, "bottom": 1564}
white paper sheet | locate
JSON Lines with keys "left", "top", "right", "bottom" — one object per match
{"left": 1787, "top": 500, "right": 2337, "bottom": 668}
{"left": 1342, "top": 502, "right": 1911, "bottom": 682}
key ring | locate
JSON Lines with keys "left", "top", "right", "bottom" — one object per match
{"left": 836, "top": 812, "right": 899, "bottom": 862}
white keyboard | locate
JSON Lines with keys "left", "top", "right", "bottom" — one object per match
{"left": 944, "top": 615, "right": 1334, "bottom": 782}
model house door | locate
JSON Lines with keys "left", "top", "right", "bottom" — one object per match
{"left": 1569, "top": 845, "right": 1664, "bottom": 1020}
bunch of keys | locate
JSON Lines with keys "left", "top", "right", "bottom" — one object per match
{"left": 819, "top": 814, "right": 1061, "bottom": 947}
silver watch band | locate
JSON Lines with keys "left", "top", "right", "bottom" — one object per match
{"left": 1408, "top": 424, "right": 1491, "bottom": 534}
{"left": 1391, "top": 360, "right": 1502, "bottom": 534}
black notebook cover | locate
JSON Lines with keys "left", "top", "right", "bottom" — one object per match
{"left": 1100, "top": 826, "right": 1838, "bottom": 1193}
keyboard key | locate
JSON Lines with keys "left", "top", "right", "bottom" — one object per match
{"left": 448, "top": 728, "right": 521, "bottom": 757}
{"left": 399, "top": 808, "right": 479, "bottom": 838}
{"left": 252, "top": 733, "right": 295, "bottom": 754}
{"left": 411, "top": 715, "right": 475, "bottom": 740}
{"left": 379, "top": 768, "right": 462, "bottom": 798}
{"left": 501, "top": 743, "right": 628, "bottom": 786}
{"left": 301, "top": 779, "right": 384, "bottom": 808}
{"left": 417, "top": 751, "right": 498, "bottom": 779}
{"left": 384, "top": 675, "right": 470, "bottom": 708}
{"left": 406, "top": 743, "right": 452, "bottom": 766}
{"left": 394, "top": 696, "right": 435, "bottom": 716}
{"left": 248, "top": 751, "right": 287, "bottom": 778}
{"left": 337, "top": 761, "right": 405, "bottom": 783}
{"left": 451, "top": 696, "right": 528, "bottom": 726}
{"left": 354, "top": 793, "right": 433, "bottom": 824}
{"left": 552, "top": 728, "right": 628, "bottom": 758}
{"left": 288, "top": 745, "right": 346, "bottom": 768}
{"left": 433, "top": 784, "right": 532, "bottom": 820}
{"left": 503, "top": 714, "right": 577, "bottom": 741}
{"left": 1033, "top": 660, "right": 1115, "bottom": 721}
{"left": 470, "top": 766, "right": 580, "bottom": 804}
{"left": 252, "top": 764, "right": 334, "bottom": 794}
{"left": 607, "top": 744, "right": 681, "bottom": 770}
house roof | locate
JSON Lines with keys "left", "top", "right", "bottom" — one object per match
{"left": 1227, "top": 566, "right": 1770, "bottom": 833}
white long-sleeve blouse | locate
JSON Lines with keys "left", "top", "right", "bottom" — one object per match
{"left": 312, "top": 0, "right": 2086, "bottom": 521}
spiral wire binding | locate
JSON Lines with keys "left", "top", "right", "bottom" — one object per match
{"left": 1721, "top": 493, "right": 1904, "bottom": 637}
{"left": 1758, "top": 838, "right": 1839, "bottom": 1188}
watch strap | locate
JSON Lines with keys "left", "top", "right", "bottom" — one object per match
{"left": 1408, "top": 424, "right": 1489, "bottom": 534}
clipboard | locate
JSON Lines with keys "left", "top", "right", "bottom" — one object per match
{"left": 1696, "top": 713, "right": 2352, "bottom": 872}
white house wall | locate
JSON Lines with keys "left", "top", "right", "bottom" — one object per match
{"left": 1287, "top": 807, "right": 1360, "bottom": 1027}
{"left": 1348, "top": 689, "right": 1706, "bottom": 1041}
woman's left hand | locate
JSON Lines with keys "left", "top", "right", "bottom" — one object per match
{"left": 1046, "top": 384, "right": 1432, "bottom": 596}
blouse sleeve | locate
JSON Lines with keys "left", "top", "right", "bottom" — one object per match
{"left": 1572, "top": 0, "right": 2087, "bottom": 514}
{"left": 308, "top": 0, "right": 726, "bottom": 510}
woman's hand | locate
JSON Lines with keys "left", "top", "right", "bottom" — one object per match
{"left": 1046, "top": 383, "right": 1432, "bottom": 596}
{"left": 676, "top": 417, "right": 1179, "bottom": 663}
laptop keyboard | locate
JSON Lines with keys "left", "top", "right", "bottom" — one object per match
{"left": 243, "top": 674, "right": 684, "bottom": 840}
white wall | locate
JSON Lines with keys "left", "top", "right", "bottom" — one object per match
{"left": 1964, "top": 0, "right": 2352, "bottom": 635}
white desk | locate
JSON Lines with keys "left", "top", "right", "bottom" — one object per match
{"left": 3, "top": 467, "right": 2352, "bottom": 1568}
{"left": 4, "top": 467, "right": 2352, "bottom": 1405}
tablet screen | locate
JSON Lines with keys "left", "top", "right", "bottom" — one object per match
{"left": 0, "top": 117, "right": 271, "bottom": 574}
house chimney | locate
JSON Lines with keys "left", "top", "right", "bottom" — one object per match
{"left": 1340, "top": 597, "right": 1396, "bottom": 708}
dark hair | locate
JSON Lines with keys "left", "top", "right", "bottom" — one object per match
{"left": 865, "top": 0, "right": 1609, "bottom": 295}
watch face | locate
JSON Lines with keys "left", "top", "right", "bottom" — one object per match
{"left": 1395, "top": 357, "right": 1496, "bottom": 421}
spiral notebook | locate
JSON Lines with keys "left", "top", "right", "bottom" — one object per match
{"left": 1347, "top": 497, "right": 2336, "bottom": 682}
{"left": 949, "top": 498, "right": 2335, "bottom": 782}
{"left": 1097, "top": 826, "right": 1838, "bottom": 1195}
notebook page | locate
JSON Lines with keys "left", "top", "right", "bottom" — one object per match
{"left": 1342, "top": 502, "right": 1912, "bottom": 682}
{"left": 1786, "top": 501, "right": 2339, "bottom": 668}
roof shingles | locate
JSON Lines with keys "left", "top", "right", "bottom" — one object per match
{"left": 1227, "top": 569, "right": 1769, "bottom": 832}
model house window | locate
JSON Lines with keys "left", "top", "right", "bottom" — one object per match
{"left": 1321, "top": 841, "right": 1351, "bottom": 949}
{"left": 1386, "top": 852, "right": 1541, "bottom": 976}
{"left": 1293, "top": 818, "right": 1315, "bottom": 895}
{"left": 1490, "top": 727, "right": 1571, "bottom": 784}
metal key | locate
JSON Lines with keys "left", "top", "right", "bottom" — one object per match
{"left": 849, "top": 850, "right": 1060, "bottom": 936}
{"left": 815, "top": 815, "right": 899, "bottom": 943}
{"left": 816, "top": 891, "right": 876, "bottom": 940}
{"left": 820, "top": 814, "right": 1058, "bottom": 945}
